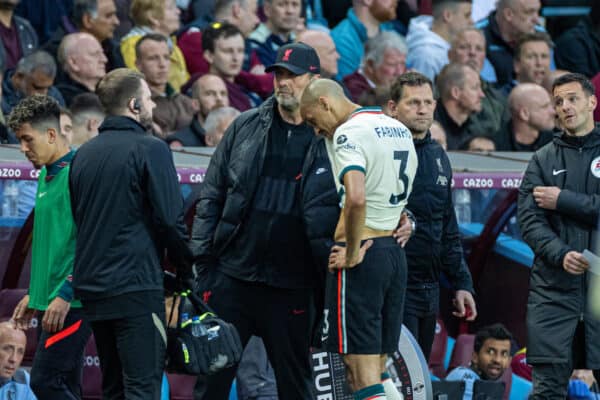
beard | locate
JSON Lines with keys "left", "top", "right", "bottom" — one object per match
{"left": 275, "top": 93, "right": 300, "bottom": 113}
{"left": 139, "top": 109, "right": 154, "bottom": 131}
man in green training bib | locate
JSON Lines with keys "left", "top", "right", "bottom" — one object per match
{"left": 9, "top": 95, "right": 91, "bottom": 399}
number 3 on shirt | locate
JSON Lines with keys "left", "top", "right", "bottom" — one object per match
{"left": 389, "top": 150, "right": 409, "bottom": 205}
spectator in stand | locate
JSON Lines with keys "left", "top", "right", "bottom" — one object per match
{"left": 500, "top": 31, "right": 552, "bottom": 95}
{"left": 202, "top": 106, "right": 239, "bottom": 147}
{"left": 178, "top": 0, "right": 274, "bottom": 100}
{"left": 554, "top": 2, "right": 600, "bottom": 79}
{"left": 203, "top": 22, "right": 261, "bottom": 111}
{"left": 434, "top": 63, "right": 485, "bottom": 150}
{"left": 121, "top": 0, "right": 190, "bottom": 92}
{"left": 179, "top": 0, "right": 259, "bottom": 76}
{"left": 331, "top": 0, "right": 397, "bottom": 80}
{"left": 135, "top": 33, "right": 196, "bottom": 138}
{"left": 2, "top": 51, "right": 65, "bottom": 116}
{"left": 248, "top": 0, "right": 302, "bottom": 67}
{"left": 447, "top": 28, "right": 502, "bottom": 100}
{"left": 446, "top": 323, "right": 513, "bottom": 400}
{"left": 406, "top": 0, "right": 473, "bottom": 81}
{"left": 475, "top": 0, "right": 544, "bottom": 86}
{"left": 42, "top": 0, "right": 123, "bottom": 74}
{"left": 343, "top": 31, "right": 407, "bottom": 104}
{"left": 55, "top": 32, "right": 107, "bottom": 106}
{"left": 69, "top": 92, "right": 105, "bottom": 146}
{"left": 14, "top": 0, "right": 72, "bottom": 44}
{"left": 447, "top": 27, "right": 507, "bottom": 139}
{"left": 461, "top": 134, "right": 496, "bottom": 152}
{"left": 168, "top": 73, "right": 228, "bottom": 147}
{"left": 493, "top": 83, "right": 555, "bottom": 151}
{"left": 0, "top": 322, "right": 35, "bottom": 400}
{"left": 59, "top": 107, "right": 74, "bottom": 144}
{"left": 296, "top": 30, "right": 340, "bottom": 79}
{"left": 0, "top": 0, "right": 37, "bottom": 71}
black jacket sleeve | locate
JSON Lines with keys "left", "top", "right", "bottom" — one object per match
{"left": 518, "top": 153, "right": 571, "bottom": 268}
{"left": 189, "top": 119, "right": 235, "bottom": 266}
{"left": 440, "top": 182, "right": 474, "bottom": 293}
{"left": 556, "top": 189, "right": 600, "bottom": 227}
{"left": 144, "top": 139, "right": 193, "bottom": 274}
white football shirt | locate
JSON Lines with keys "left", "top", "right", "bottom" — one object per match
{"left": 326, "top": 107, "right": 418, "bottom": 231}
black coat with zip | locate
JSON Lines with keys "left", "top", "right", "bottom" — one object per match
{"left": 518, "top": 125, "right": 600, "bottom": 367}
{"left": 404, "top": 133, "right": 473, "bottom": 292}
{"left": 190, "top": 96, "right": 340, "bottom": 289}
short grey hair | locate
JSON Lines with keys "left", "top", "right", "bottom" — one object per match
{"left": 204, "top": 106, "right": 240, "bottom": 136}
{"left": 363, "top": 31, "right": 407, "bottom": 67}
{"left": 15, "top": 50, "right": 57, "bottom": 78}
{"left": 73, "top": 0, "right": 98, "bottom": 28}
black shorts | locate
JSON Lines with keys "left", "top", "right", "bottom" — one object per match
{"left": 322, "top": 237, "right": 407, "bottom": 355}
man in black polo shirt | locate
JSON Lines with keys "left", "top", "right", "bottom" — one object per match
{"left": 191, "top": 43, "right": 340, "bottom": 399}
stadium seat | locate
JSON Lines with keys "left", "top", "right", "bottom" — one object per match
{"left": 0, "top": 288, "right": 38, "bottom": 366}
{"left": 509, "top": 373, "right": 533, "bottom": 400}
{"left": 167, "top": 373, "right": 197, "bottom": 400}
{"left": 448, "top": 334, "right": 475, "bottom": 371}
{"left": 428, "top": 318, "right": 448, "bottom": 377}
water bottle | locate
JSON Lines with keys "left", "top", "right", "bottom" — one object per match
{"left": 453, "top": 189, "right": 471, "bottom": 224}
{"left": 180, "top": 312, "right": 190, "bottom": 329}
{"left": 191, "top": 316, "right": 207, "bottom": 337}
{"left": 2, "top": 181, "right": 19, "bottom": 217}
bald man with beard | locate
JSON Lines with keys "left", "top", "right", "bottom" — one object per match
{"left": 494, "top": 83, "right": 556, "bottom": 151}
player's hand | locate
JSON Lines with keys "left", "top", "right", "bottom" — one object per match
{"left": 42, "top": 297, "right": 71, "bottom": 333}
{"left": 563, "top": 251, "right": 589, "bottom": 275}
{"left": 452, "top": 290, "right": 477, "bottom": 321}
{"left": 533, "top": 186, "right": 561, "bottom": 210}
{"left": 393, "top": 213, "right": 412, "bottom": 248}
{"left": 328, "top": 240, "right": 373, "bottom": 272}
{"left": 11, "top": 295, "right": 36, "bottom": 330}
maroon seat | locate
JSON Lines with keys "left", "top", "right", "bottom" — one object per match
{"left": 82, "top": 335, "right": 102, "bottom": 400}
{"left": 0, "top": 288, "right": 38, "bottom": 366}
{"left": 448, "top": 333, "right": 475, "bottom": 372}
{"left": 428, "top": 318, "right": 448, "bottom": 377}
{"left": 167, "top": 373, "right": 197, "bottom": 400}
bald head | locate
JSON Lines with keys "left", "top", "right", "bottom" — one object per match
{"left": 192, "top": 74, "right": 229, "bottom": 118}
{"left": 58, "top": 32, "right": 107, "bottom": 82}
{"left": 509, "top": 83, "right": 556, "bottom": 130}
{"left": 0, "top": 322, "right": 26, "bottom": 379}
{"left": 297, "top": 30, "right": 339, "bottom": 78}
{"left": 301, "top": 78, "right": 346, "bottom": 108}
{"left": 509, "top": 83, "right": 546, "bottom": 112}
{"left": 301, "top": 78, "right": 356, "bottom": 138}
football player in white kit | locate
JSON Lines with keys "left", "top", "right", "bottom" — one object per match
{"left": 300, "top": 79, "right": 418, "bottom": 400}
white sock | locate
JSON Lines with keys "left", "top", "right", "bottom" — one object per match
{"left": 381, "top": 373, "right": 403, "bottom": 400}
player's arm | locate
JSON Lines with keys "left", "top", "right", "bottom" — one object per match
{"left": 342, "top": 170, "right": 367, "bottom": 264}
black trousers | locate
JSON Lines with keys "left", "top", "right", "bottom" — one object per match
{"left": 403, "top": 284, "right": 439, "bottom": 361}
{"left": 194, "top": 271, "right": 316, "bottom": 400}
{"left": 30, "top": 308, "right": 91, "bottom": 400}
{"left": 90, "top": 310, "right": 166, "bottom": 400}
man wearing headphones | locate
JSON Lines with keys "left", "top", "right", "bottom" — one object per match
{"left": 69, "top": 68, "right": 193, "bottom": 399}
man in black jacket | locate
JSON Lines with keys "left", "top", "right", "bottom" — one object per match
{"left": 190, "top": 42, "right": 339, "bottom": 399}
{"left": 518, "top": 73, "right": 600, "bottom": 399}
{"left": 69, "top": 68, "right": 192, "bottom": 399}
{"left": 388, "top": 71, "right": 477, "bottom": 361}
